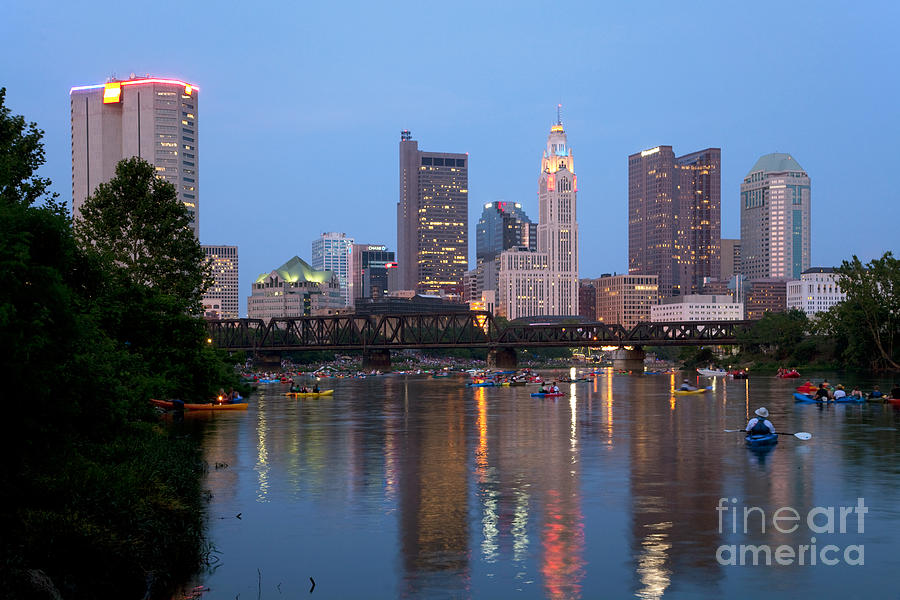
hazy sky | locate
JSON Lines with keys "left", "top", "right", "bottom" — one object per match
{"left": 4, "top": 1, "right": 898, "bottom": 315}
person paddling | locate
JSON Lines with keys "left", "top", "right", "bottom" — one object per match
{"left": 746, "top": 407, "right": 776, "bottom": 436}
{"left": 813, "top": 383, "right": 831, "bottom": 401}
{"left": 679, "top": 379, "right": 697, "bottom": 391}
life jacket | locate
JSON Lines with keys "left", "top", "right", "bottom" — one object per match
{"left": 749, "top": 418, "right": 772, "bottom": 435}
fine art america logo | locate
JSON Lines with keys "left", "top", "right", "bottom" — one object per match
{"left": 715, "top": 498, "right": 866, "bottom": 566}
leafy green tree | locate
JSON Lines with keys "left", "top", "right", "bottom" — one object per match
{"left": 75, "top": 156, "right": 210, "bottom": 309}
{"left": 819, "top": 252, "right": 900, "bottom": 371}
{"left": 737, "top": 308, "right": 809, "bottom": 360}
{"left": 0, "top": 87, "right": 56, "bottom": 207}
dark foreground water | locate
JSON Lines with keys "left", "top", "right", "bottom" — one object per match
{"left": 170, "top": 370, "right": 900, "bottom": 599}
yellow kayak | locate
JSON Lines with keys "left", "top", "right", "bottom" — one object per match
{"left": 285, "top": 390, "right": 335, "bottom": 397}
{"left": 673, "top": 387, "right": 712, "bottom": 395}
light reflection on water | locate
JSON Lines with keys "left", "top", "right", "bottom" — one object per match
{"left": 181, "top": 371, "right": 900, "bottom": 599}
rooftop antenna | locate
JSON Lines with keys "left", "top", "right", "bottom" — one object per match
{"left": 557, "top": 103, "right": 562, "bottom": 126}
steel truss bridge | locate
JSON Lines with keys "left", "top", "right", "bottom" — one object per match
{"left": 206, "top": 312, "right": 752, "bottom": 352}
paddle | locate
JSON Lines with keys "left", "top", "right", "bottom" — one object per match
{"left": 724, "top": 429, "right": 812, "bottom": 440}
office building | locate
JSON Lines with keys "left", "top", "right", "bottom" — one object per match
{"left": 201, "top": 245, "right": 239, "bottom": 319}
{"left": 349, "top": 244, "right": 394, "bottom": 306}
{"left": 578, "top": 280, "right": 596, "bottom": 320}
{"left": 247, "top": 256, "right": 343, "bottom": 319}
{"left": 70, "top": 75, "right": 200, "bottom": 236}
{"left": 787, "top": 267, "right": 845, "bottom": 317}
{"left": 721, "top": 238, "right": 741, "bottom": 280}
{"left": 593, "top": 274, "right": 659, "bottom": 329}
{"left": 312, "top": 232, "right": 353, "bottom": 307}
{"left": 740, "top": 153, "right": 811, "bottom": 280}
{"left": 651, "top": 294, "right": 743, "bottom": 322}
{"left": 628, "top": 146, "right": 721, "bottom": 297}
{"left": 742, "top": 278, "right": 789, "bottom": 320}
{"left": 476, "top": 201, "right": 537, "bottom": 261}
{"left": 498, "top": 114, "right": 579, "bottom": 319}
{"left": 397, "top": 131, "right": 468, "bottom": 294}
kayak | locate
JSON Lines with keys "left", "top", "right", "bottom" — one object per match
{"left": 793, "top": 392, "right": 864, "bottom": 404}
{"left": 777, "top": 371, "right": 801, "bottom": 378}
{"left": 285, "top": 390, "right": 334, "bottom": 397}
{"left": 151, "top": 399, "right": 248, "bottom": 411}
{"left": 467, "top": 382, "right": 496, "bottom": 387}
{"left": 674, "top": 387, "right": 712, "bottom": 395}
{"left": 746, "top": 433, "right": 778, "bottom": 447}
{"left": 531, "top": 392, "right": 564, "bottom": 397}
{"left": 258, "top": 379, "right": 282, "bottom": 384}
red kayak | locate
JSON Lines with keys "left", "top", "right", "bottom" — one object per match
{"left": 777, "top": 371, "right": 801, "bottom": 378}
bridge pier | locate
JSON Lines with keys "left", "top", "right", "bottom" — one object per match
{"left": 612, "top": 346, "right": 645, "bottom": 372}
{"left": 487, "top": 348, "right": 517, "bottom": 369}
{"left": 254, "top": 352, "right": 282, "bottom": 369}
{"left": 362, "top": 349, "right": 392, "bottom": 369}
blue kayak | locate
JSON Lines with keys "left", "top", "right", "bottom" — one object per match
{"left": 746, "top": 433, "right": 778, "bottom": 447}
{"left": 793, "top": 392, "right": 865, "bottom": 403}
{"left": 531, "top": 392, "right": 564, "bottom": 397}
{"left": 467, "top": 382, "right": 495, "bottom": 387}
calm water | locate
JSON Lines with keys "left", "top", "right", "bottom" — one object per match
{"left": 172, "top": 370, "right": 900, "bottom": 599}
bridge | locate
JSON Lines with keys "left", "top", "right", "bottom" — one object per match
{"left": 206, "top": 312, "right": 753, "bottom": 369}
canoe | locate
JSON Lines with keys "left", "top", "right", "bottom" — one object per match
{"left": 793, "top": 392, "right": 864, "bottom": 404}
{"left": 151, "top": 399, "right": 248, "bottom": 411}
{"left": 746, "top": 433, "right": 778, "bottom": 447}
{"left": 531, "top": 392, "right": 564, "bottom": 397}
{"left": 285, "top": 390, "right": 334, "bottom": 397}
{"left": 673, "top": 387, "right": 712, "bottom": 395}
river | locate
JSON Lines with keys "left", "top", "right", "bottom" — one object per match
{"left": 169, "top": 369, "right": 900, "bottom": 599}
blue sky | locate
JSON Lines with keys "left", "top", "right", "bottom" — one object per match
{"left": 4, "top": 0, "right": 898, "bottom": 315}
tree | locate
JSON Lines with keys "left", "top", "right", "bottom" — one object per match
{"left": 738, "top": 309, "right": 809, "bottom": 360}
{"left": 819, "top": 252, "right": 900, "bottom": 371}
{"left": 0, "top": 87, "right": 56, "bottom": 207}
{"left": 75, "top": 157, "right": 210, "bottom": 310}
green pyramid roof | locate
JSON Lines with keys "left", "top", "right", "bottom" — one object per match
{"left": 747, "top": 153, "right": 805, "bottom": 175}
{"left": 255, "top": 256, "right": 332, "bottom": 284}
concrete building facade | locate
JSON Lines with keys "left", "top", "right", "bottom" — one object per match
{"left": 397, "top": 131, "right": 468, "bottom": 294}
{"left": 651, "top": 294, "right": 743, "bottom": 322}
{"left": 201, "top": 245, "right": 239, "bottom": 319}
{"left": 70, "top": 76, "right": 200, "bottom": 236}
{"left": 742, "top": 278, "right": 789, "bottom": 320}
{"left": 593, "top": 274, "right": 659, "bottom": 329}
{"left": 740, "top": 153, "right": 811, "bottom": 280}
{"left": 721, "top": 238, "right": 742, "bottom": 280}
{"left": 247, "top": 256, "right": 343, "bottom": 319}
{"left": 628, "top": 146, "right": 721, "bottom": 297}
{"left": 787, "top": 267, "right": 845, "bottom": 317}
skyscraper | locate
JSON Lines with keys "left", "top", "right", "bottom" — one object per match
{"left": 201, "top": 245, "right": 239, "bottom": 319}
{"left": 349, "top": 243, "right": 395, "bottom": 306}
{"left": 628, "top": 146, "right": 721, "bottom": 297}
{"left": 740, "top": 153, "right": 811, "bottom": 280}
{"left": 720, "top": 238, "right": 742, "bottom": 280}
{"left": 70, "top": 75, "right": 200, "bottom": 236}
{"left": 397, "top": 131, "right": 468, "bottom": 294}
{"left": 498, "top": 114, "right": 579, "bottom": 319}
{"left": 476, "top": 201, "right": 537, "bottom": 261}
{"left": 312, "top": 232, "right": 353, "bottom": 307}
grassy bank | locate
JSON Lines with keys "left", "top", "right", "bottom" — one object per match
{"left": 2, "top": 422, "right": 207, "bottom": 599}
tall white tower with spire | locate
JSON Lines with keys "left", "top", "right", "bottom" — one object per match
{"left": 537, "top": 109, "right": 578, "bottom": 314}
{"left": 498, "top": 109, "right": 579, "bottom": 319}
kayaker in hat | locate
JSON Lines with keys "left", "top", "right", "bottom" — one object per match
{"left": 679, "top": 379, "right": 697, "bottom": 391}
{"left": 746, "top": 407, "right": 776, "bottom": 435}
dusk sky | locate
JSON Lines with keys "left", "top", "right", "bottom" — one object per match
{"left": 4, "top": 1, "right": 898, "bottom": 315}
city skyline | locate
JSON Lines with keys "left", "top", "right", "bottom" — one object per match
{"left": 3, "top": 1, "right": 897, "bottom": 316}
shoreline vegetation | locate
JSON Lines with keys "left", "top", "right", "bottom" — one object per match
{"left": 1, "top": 89, "right": 239, "bottom": 599}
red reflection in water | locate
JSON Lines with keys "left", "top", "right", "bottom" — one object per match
{"left": 541, "top": 489, "right": 586, "bottom": 600}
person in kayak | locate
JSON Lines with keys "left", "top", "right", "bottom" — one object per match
{"left": 746, "top": 407, "right": 776, "bottom": 436}
{"left": 312, "top": 382, "right": 320, "bottom": 393}
{"left": 679, "top": 379, "right": 697, "bottom": 391}
{"left": 870, "top": 385, "right": 883, "bottom": 399}
{"left": 891, "top": 384, "right": 900, "bottom": 400}
{"left": 814, "top": 383, "right": 832, "bottom": 401}
{"left": 833, "top": 384, "right": 847, "bottom": 400}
